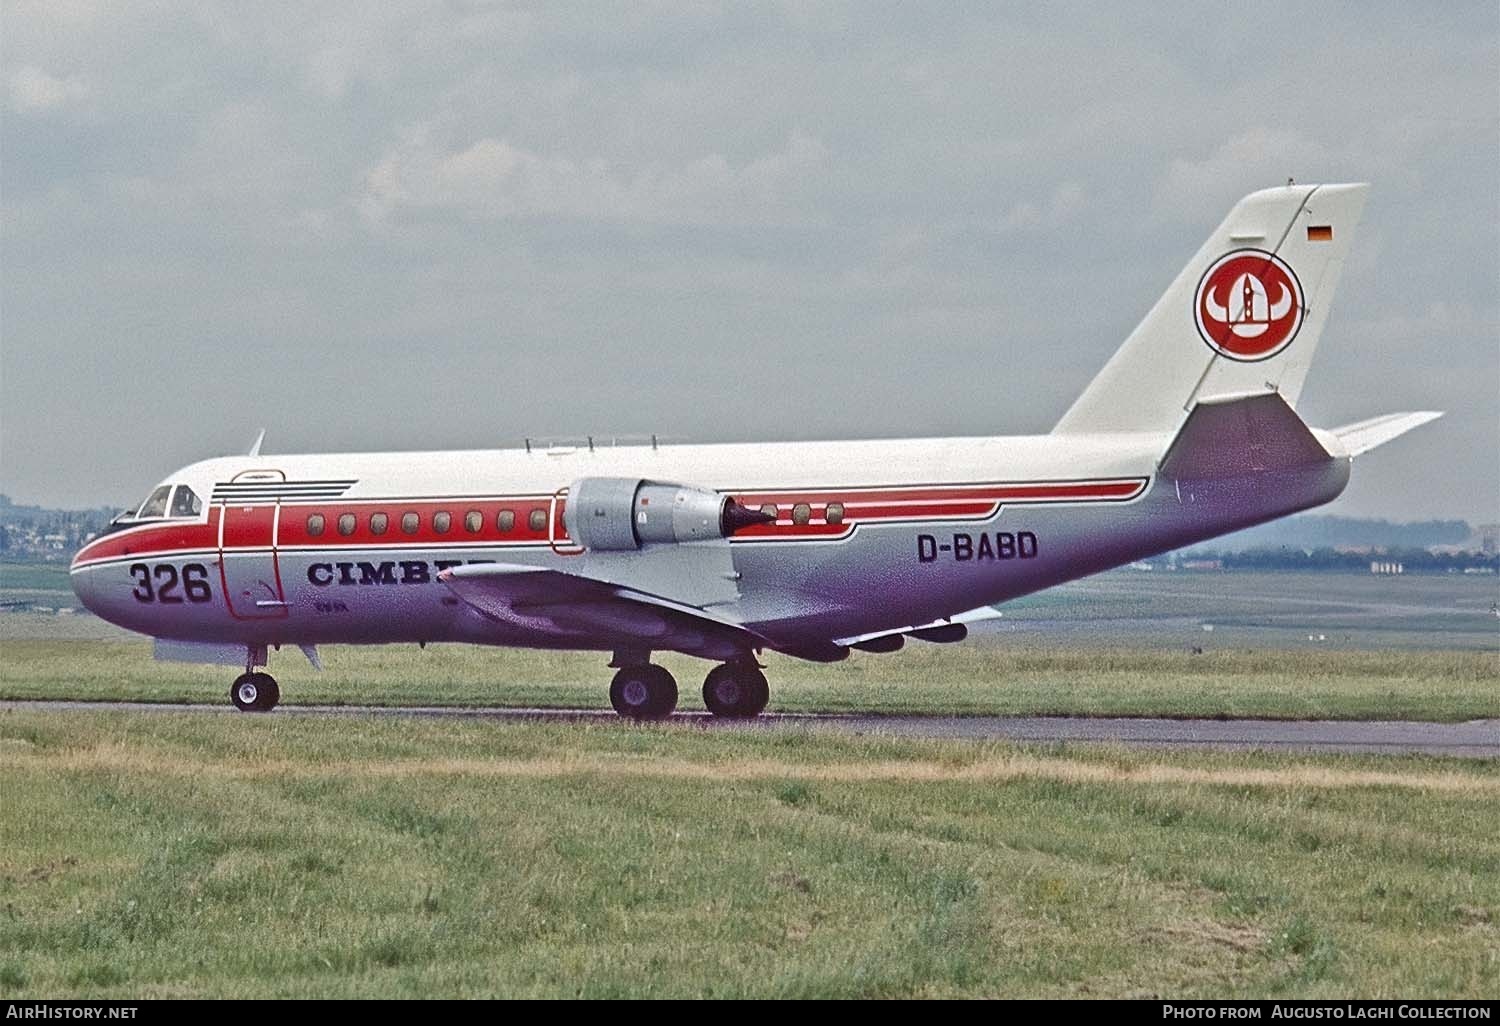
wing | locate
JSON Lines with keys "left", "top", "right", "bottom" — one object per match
{"left": 438, "top": 563, "right": 765, "bottom": 662}
{"left": 833, "top": 605, "right": 1006, "bottom": 651}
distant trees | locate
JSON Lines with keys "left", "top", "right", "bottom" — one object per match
{"left": 1178, "top": 545, "right": 1499, "bottom": 573}
{"left": 1219, "top": 515, "right": 1474, "bottom": 551}
{"left": 0, "top": 506, "right": 117, "bottom": 562}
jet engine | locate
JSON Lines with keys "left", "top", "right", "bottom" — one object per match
{"left": 563, "top": 477, "right": 773, "bottom": 551}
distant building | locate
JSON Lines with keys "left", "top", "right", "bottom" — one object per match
{"left": 1477, "top": 524, "right": 1499, "bottom": 557}
{"left": 1370, "top": 561, "right": 1404, "bottom": 575}
{"left": 1181, "top": 559, "right": 1223, "bottom": 571}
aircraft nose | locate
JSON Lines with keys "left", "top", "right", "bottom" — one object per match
{"left": 69, "top": 552, "right": 98, "bottom": 612}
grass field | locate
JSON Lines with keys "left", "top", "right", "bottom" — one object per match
{"left": 0, "top": 711, "right": 1495, "bottom": 998}
{"left": 2, "top": 568, "right": 1494, "bottom": 997}
{"left": 0, "top": 562, "right": 73, "bottom": 593}
{"left": 1, "top": 639, "right": 1497, "bottom": 721}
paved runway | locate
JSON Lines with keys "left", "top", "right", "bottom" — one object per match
{"left": 4, "top": 700, "right": 1496, "bottom": 757}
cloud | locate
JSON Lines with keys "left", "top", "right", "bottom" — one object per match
{"left": 0, "top": 3, "right": 1494, "bottom": 519}
{"left": 7, "top": 65, "right": 89, "bottom": 113}
{"left": 358, "top": 127, "right": 828, "bottom": 227}
{"left": 995, "top": 180, "right": 1088, "bottom": 233}
{"left": 1342, "top": 300, "right": 1499, "bottom": 357}
{"left": 1156, "top": 128, "right": 1333, "bottom": 222}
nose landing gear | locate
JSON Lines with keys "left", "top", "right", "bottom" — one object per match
{"left": 230, "top": 671, "right": 280, "bottom": 712}
{"left": 228, "top": 644, "right": 279, "bottom": 712}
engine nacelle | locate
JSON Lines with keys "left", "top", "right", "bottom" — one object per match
{"left": 563, "top": 477, "right": 770, "bottom": 551}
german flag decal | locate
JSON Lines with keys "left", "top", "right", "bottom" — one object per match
{"left": 1307, "top": 225, "right": 1333, "bottom": 242}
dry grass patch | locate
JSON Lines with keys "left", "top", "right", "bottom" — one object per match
{"left": 1, "top": 710, "right": 1495, "bottom": 998}
{"left": 6, "top": 740, "right": 1498, "bottom": 795}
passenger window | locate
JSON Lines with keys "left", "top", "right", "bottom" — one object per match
{"left": 170, "top": 486, "right": 202, "bottom": 518}
{"left": 306, "top": 514, "right": 325, "bottom": 537}
{"left": 137, "top": 486, "right": 171, "bottom": 519}
{"left": 337, "top": 513, "right": 356, "bottom": 536}
{"left": 528, "top": 508, "right": 547, "bottom": 532}
{"left": 370, "top": 513, "right": 388, "bottom": 535}
{"left": 792, "top": 503, "right": 811, "bottom": 526}
{"left": 434, "top": 512, "right": 452, "bottom": 534}
{"left": 497, "top": 510, "right": 515, "bottom": 533}
{"left": 760, "top": 503, "right": 779, "bottom": 519}
{"left": 401, "top": 513, "right": 420, "bottom": 535}
{"left": 826, "top": 502, "right": 845, "bottom": 525}
{"left": 465, "top": 511, "right": 483, "bottom": 534}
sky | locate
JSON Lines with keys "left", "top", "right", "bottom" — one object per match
{"left": 3, "top": 2, "right": 1497, "bottom": 521}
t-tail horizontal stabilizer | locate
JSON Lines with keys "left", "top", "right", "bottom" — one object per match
{"left": 1331, "top": 411, "right": 1443, "bottom": 458}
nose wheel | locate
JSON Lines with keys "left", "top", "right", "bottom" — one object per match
{"left": 609, "top": 665, "right": 678, "bottom": 720}
{"left": 230, "top": 671, "right": 280, "bottom": 712}
{"left": 702, "top": 662, "right": 769, "bottom": 719}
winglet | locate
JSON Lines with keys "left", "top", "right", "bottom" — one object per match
{"left": 1331, "top": 411, "right": 1442, "bottom": 457}
{"left": 247, "top": 429, "right": 267, "bottom": 457}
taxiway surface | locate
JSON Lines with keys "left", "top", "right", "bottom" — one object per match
{"left": 3, "top": 701, "right": 1495, "bottom": 757}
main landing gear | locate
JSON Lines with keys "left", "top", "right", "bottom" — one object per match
{"left": 609, "top": 664, "right": 678, "bottom": 720}
{"left": 701, "top": 662, "right": 769, "bottom": 719}
{"left": 607, "top": 655, "right": 770, "bottom": 721}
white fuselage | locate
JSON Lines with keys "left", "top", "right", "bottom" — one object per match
{"left": 70, "top": 427, "right": 1348, "bottom": 661}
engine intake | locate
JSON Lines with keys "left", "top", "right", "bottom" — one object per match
{"left": 563, "top": 477, "right": 772, "bottom": 551}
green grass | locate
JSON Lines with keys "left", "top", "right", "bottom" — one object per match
{"left": 0, "top": 562, "right": 73, "bottom": 593}
{"left": 0, "top": 711, "right": 1495, "bottom": 997}
{"left": 2, "top": 639, "right": 1496, "bottom": 721}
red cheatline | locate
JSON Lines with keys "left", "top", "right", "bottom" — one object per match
{"left": 73, "top": 478, "right": 1149, "bottom": 563}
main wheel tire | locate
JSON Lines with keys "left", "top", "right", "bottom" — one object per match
{"left": 702, "top": 664, "right": 745, "bottom": 718}
{"left": 738, "top": 666, "right": 769, "bottom": 718}
{"left": 610, "top": 665, "right": 677, "bottom": 720}
{"left": 703, "top": 663, "right": 769, "bottom": 719}
{"left": 230, "top": 672, "right": 279, "bottom": 713}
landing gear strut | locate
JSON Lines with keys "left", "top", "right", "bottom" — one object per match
{"left": 609, "top": 664, "right": 678, "bottom": 720}
{"left": 230, "top": 671, "right": 280, "bottom": 712}
{"left": 702, "top": 661, "right": 769, "bottom": 719}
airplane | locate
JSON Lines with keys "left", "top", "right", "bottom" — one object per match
{"left": 70, "top": 182, "right": 1442, "bottom": 719}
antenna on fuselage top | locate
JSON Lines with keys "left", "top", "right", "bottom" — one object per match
{"left": 247, "top": 429, "right": 266, "bottom": 458}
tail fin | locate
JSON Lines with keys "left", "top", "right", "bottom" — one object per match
{"left": 1054, "top": 183, "right": 1369, "bottom": 435}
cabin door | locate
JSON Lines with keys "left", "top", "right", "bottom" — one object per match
{"left": 218, "top": 497, "right": 289, "bottom": 620}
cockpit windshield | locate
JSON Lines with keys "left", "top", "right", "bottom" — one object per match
{"left": 116, "top": 484, "right": 204, "bottom": 524}
{"left": 136, "top": 485, "right": 172, "bottom": 519}
{"left": 170, "top": 485, "right": 203, "bottom": 518}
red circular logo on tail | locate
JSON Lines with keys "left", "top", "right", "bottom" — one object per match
{"left": 1194, "top": 249, "right": 1304, "bottom": 362}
